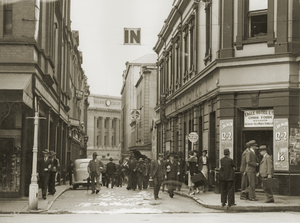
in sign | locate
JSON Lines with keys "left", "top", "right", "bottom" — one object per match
{"left": 188, "top": 132, "right": 199, "bottom": 143}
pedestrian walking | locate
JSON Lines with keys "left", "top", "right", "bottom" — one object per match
{"left": 87, "top": 152, "right": 104, "bottom": 194}
{"left": 68, "top": 160, "right": 74, "bottom": 185}
{"left": 240, "top": 142, "right": 250, "bottom": 200}
{"left": 219, "top": 148, "right": 236, "bottom": 207}
{"left": 48, "top": 150, "right": 60, "bottom": 195}
{"left": 150, "top": 153, "right": 166, "bottom": 200}
{"left": 242, "top": 140, "right": 259, "bottom": 201}
{"left": 257, "top": 145, "right": 274, "bottom": 203}
{"left": 127, "top": 155, "right": 137, "bottom": 190}
{"left": 106, "top": 157, "right": 116, "bottom": 188}
{"left": 176, "top": 152, "right": 185, "bottom": 191}
{"left": 198, "top": 150, "right": 210, "bottom": 193}
{"left": 187, "top": 150, "right": 198, "bottom": 195}
{"left": 165, "top": 153, "right": 179, "bottom": 198}
{"left": 38, "top": 149, "right": 52, "bottom": 200}
{"left": 143, "top": 158, "right": 150, "bottom": 189}
{"left": 115, "top": 160, "right": 123, "bottom": 187}
{"left": 135, "top": 158, "right": 145, "bottom": 190}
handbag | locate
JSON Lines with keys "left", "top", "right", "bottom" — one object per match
{"left": 191, "top": 172, "right": 206, "bottom": 183}
{"left": 261, "top": 178, "right": 279, "bottom": 189}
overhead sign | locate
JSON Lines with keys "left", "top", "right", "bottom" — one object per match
{"left": 124, "top": 28, "right": 141, "bottom": 45}
{"left": 274, "top": 119, "right": 289, "bottom": 171}
{"left": 188, "top": 132, "right": 198, "bottom": 143}
{"left": 244, "top": 110, "right": 274, "bottom": 127}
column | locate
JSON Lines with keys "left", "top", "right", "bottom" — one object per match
{"left": 170, "top": 118, "right": 175, "bottom": 152}
{"left": 94, "top": 117, "right": 97, "bottom": 148}
{"left": 193, "top": 106, "right": 199, "bottom": 151}
{"left": 108, "top": 117, "right": 112, "bottom": 147}
{"left": 116, "top": 118, "right": 120, "bottom": 147}
{"left": 178, "top": 114, "right": 183, "bottom": 153}
{"left": 101, "top": 117, "right": 105, "bottom": 147}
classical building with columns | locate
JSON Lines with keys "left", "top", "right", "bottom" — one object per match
{"left": 154, "top": 0, "right": 300, "bottom": 196}
{"left": 87, "top": 94, "right": 121, "bottom": 164}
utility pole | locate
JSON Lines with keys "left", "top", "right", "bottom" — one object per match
{"left": 27, "top": 97, "right": 45, "bottom": 210}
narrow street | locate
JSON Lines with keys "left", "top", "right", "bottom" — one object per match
{"left": 49, "top": 186, "right": 220, "bottom": 214}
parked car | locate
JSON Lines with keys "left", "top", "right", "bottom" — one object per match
{"left": 72, "top": 159, "right": 91, "bottom": 189}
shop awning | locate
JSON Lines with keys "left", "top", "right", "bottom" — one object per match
{"left": 0, "top": 73, "right": 33, "bottom": 108}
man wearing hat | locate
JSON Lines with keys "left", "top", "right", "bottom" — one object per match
{"left": 106, "top": 157, "right": 117, "bottom": 188}
{"left": 38, "top": 149, "right": 52, "bottom": 199}
{"left": 143, "top": 158, "right": 151, "bottom": 189}
{"left": 240, "top": 142, "right": 250, "bottom": 200}
{"left": 219, "top": 148, "right": 236, "bottom": 207}
{"left": 150, "top": 153, "right": 166, "bottom": 200}
{"left": 257, "top": 145, "right": 274, "bottom": 203}
{"left": 242, "top": 140, "right": 259, "bottom": 201}
{"left": 88, "top": 152, "right": 104, "bottom": 194}
{"left": 135, "top": 158, "right": 145, "bottom": 190}
{"left": 165, "top": 153, "right": 179, "bottom": 198}
{"left": 48, "top": 150, "right": 60, "bottom": 195}
{"left": 176, "top": 151, "right": 185, "bottom": 191}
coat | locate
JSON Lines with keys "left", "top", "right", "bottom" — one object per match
{"left": 165, "top": 160, "right": 178, "bottom": 179}
{"left": 219, "top": 156, "right": 235, "bottom": 181}
{"left": 106, "top": 162, "right": 117, "bottom": 175}
{"left": 240, "top": 149, "right": 248, "bottom": 173}
{"left": 150, "top": 160, "right": 165, "bottom": 179}
{"left": 187, "top": 156, "right": 198, "bottom": 175}
{"left": 246, "top": 150, "right": 259, "bottom": 173}
{"left": 198, "top": 155, "right": 210, "bottom": 172}
{"left": 87, "top": 159, "right": 104, "bottom": 176}
{"left": 259, "top": 154, "right": 273, "bottom": 177}
{"left": 38, "top": 157, "right": 52, "bottom": 177}
{"left": 50, "top": 157, "right": 60, "bottom": 173}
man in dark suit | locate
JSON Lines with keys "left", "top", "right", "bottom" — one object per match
{"left": 127, "top": 155, "right": 137, "bottom": 190}
{"left": 257, "top": 145, "right": 274, "bottom": 203}
{"left": 150, "top": 153, "right": 166, "bottom": 200}
{"left": 176, "top": 152, "right": 185, "bottom": 191}
{"left": 87, "top": 152, "right": 104, "bottom": 194}
{"left": 38, "top": 149, "right": 52, "bottom": 200}
{"left": 48, "top": 150, "right": 60, "bottom": 195}
{"left": 219, "top": 148, "right": 236, "bottom": 207}
{"left": 240, "top": 142, "right": 250, "bottom": 200}
{"left": 165, "top": 153, "right": 179, "bottom": 198}
{"left": 106, "top": 157, "right": 116, "bottom": 188}
{"left": 135, "top": 158, "right": 145, "bottom": 190}
{"left": 143, "top": 158, "right": 150, "bottom": 189}
{"left": 242, "top": 140, "right": 259, "bottom": 201}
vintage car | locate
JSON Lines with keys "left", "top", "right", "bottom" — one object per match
{"left": 72, "top": 159, "right": 91, "bottom": 189}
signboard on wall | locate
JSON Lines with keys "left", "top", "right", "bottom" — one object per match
{"left": 244, "top": 110, "right": 274, "bottom": 127}
{"left": 273, "top": 118, "right": 289, "bottom": 171}
{"left": 220, "top": 120, "right": 234, "bottom": 159}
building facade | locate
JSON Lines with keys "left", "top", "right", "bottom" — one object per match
{"left": 154, "top": 0, "right": 300, "bottom": 195}
{"left": 121, "top": 54, "right": 157, "bottom": 159}
{"left": 87, "top": 94, "right": 121, "bottom": 164}
{"left": 0, "top": 0, "right": 89, "bottom": 198}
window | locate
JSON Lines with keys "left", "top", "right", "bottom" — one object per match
{"left": 204, "top": 3, "right": 212, "bottom": 64}
{"left": 184, "top": 33, "right": 188, "bottom": 75}
{"left": 3, "top": 3, "right": 12, "bottom": 35}
{"left": 104, "top": 136, "right": 107, "bottom": 146}
{"left": 104, "top": 119, "right": 107, "bottom": 128}
{"left": 248, "top": 0, "right": 268, "bottom": 38}
{"left": 97, "top": 136, "right": 99, "bottom": 146}
{"left": 189, "top": 27, "right": 194, "bottom": 69}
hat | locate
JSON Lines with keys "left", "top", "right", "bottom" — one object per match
{"left": 109, "top": 157, "right": 113, "bottom": 161}
{"left": 248, "top": 140, "right": 258, "bottom": 147}
{"left": 42, "top": 150, "right": 49, "bottom": 154}
{"left": 245, "top": 142, "right": 250, "bottom": 148}
{"left": 258, "top": 145, "right": 268, "bottom": 151}
{"left": 188, "top": 150, "right": 194, "bottom": 156}
{"left": 158, "top": 153, "right": 164, "bottom": 158}
{"left": 93, "top": 152, "right": 98, "bottom": 157}
{"left": 177, "top": 151, "right": 183, "bottom": 158}
{"left": 202, "top": 150, "right": 208, "bottom": 155}
{"left": 224, "top": 148, "right": 230, "bottom": 155}
{"left": 49, "top": 151, "right": 56, "bottom": 156}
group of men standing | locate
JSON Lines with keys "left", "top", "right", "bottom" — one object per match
{"left": 38, "top": 149, "right": 60, "bottom": 200}
{"left": 240, "top": 140, "right": 274, "bottom": 203}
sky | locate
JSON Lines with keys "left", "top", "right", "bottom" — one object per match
{"left": 71, "top": 0, "right": 174, "bottom": 97}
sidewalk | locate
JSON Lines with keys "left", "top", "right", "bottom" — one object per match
{"left": 174, "top": 187, "right": 300, "bottom": 212}
{"left": 0, "top": 184, "right": 71, "bottom": 214}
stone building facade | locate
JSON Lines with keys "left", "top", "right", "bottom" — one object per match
{"left": 154, "top": 0, "right": 300, "bottom": 195}
{"left": 87, "top": 95, "right": 121, "bottom": 164}
{"left": 0, "top": 0, "right": 89, "bottom": 198}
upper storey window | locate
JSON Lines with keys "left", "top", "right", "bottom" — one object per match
{"left": 249, "top": 0, "right": 268, "bottom": 38}
{"left": 4, "top": 3, "right": 12, "bottom": 35}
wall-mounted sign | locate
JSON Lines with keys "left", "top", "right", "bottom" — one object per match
{"left": 130, "top": 109, "right": 140, "bottom": 120}
{"left": 273, "top": 118, "right": 289, "bottom": 171}
{"left": 244, "top": 110, "right": 274, "bottom": 127}
{"left": 220, "top": 119, "right": 234, "bottom": 160}
{"left": 69, "top": 118, "right": 80, "bottom": 127}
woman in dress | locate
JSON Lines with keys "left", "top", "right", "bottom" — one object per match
{"left": 198, "top": 150, "right": 210, "bottom": 193}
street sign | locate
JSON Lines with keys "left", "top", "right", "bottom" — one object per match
{"left": 188, "top": 132, "right": 198, "bottom": 143}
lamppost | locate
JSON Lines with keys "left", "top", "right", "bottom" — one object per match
{"left": 83, "top": 135, "right": 89, "bottom": 158}
{"left": 27, "top": 97, "right": 45, "bottom": 210}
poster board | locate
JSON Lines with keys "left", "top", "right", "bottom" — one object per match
{"left": 219, "top": 120, "right": 234, "bottom": 159}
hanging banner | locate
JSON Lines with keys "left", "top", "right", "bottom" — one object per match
{"left": 220, "top": 120, "right": 234, "bottom": 159}
{"left": 273, "top": 119, "right": 289, "bottom": 171}
{"left": 244, "top": 110, "right": 274, "bottom": 127}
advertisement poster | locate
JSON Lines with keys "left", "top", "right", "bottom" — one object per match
{"left": 220, "top": 120, "right": 234, "bottom": 160}
{"left": 244, "top": 110, "right": 274, "bottom": 127}
{"left": 289, "top": 128, "right": 300, "bottom": 166}
{"left": 273, "top": 119, "right": 289, "bottom": 171}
